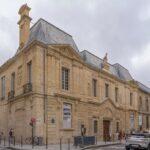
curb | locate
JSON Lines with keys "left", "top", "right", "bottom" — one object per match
{"left": 6, "top": 147, "right": 26, "bottom": 150}
{"left": 81, "top": 142, "right": 122, "bottom": 150}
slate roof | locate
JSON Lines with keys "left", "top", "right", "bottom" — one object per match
{"left": 80, "top": 50, "right": 133, "bottom": 81}
{"left": 137, "top": 82, "right": 150, "bottom": 94}
{"left": 24, "top": 18, "right": 79, "bottom": 52}
{"left": 16, "top": 18, "right": 149, "bottom": 94}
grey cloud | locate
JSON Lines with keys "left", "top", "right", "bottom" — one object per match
{"left": 0, "top": 0, "right": 150, "bottom": 86}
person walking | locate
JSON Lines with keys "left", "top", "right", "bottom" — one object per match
{"left": 9, "top": 129, "right": 14, "bottom": 144}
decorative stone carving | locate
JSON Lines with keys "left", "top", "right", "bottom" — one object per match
{"left": 102, "top": 53, "right": 110, "bottom": 72}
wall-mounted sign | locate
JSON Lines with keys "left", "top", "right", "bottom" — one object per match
{"left": 130, "top": 112, "right": 134, "bottom": 129}
{"left": 63, "top": 103, "right": 72, "bottom": 128}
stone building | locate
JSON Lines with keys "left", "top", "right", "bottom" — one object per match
{"left": 0, "top": 4, "right": 150, "bottom": 143}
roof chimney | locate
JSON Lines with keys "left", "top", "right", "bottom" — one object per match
{"left": 18, "top": 4, "right": 32, "bottom": 49}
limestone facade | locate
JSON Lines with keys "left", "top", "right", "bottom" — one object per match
{"left": 0, "top": 4, "right": 149, "bottom": 143}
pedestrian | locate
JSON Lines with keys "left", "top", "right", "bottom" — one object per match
{"left": 0, "top": 132, "right": 3, "bottom": 144}
{"left": 9, "top": 128, "right": 14, "bottom": 144}
{"left": 119, "top": 130, "right": 122, "bottom": 142}
{"left": 116, "top": 131, "right": 119, "bottom": 141}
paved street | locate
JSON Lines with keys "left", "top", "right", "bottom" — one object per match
{"left": 90, "top": 144, "right": 125, "bottom": 150}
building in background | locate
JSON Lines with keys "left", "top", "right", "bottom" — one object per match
{"left": 0, "top": 4, "right": 149, "bottom": 143}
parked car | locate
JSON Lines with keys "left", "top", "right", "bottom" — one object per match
{"left": 125, "top": 133, "right": 150, "bottom": 150}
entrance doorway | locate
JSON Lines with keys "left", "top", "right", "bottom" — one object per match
{"left": 103, "top": 120, "right": 110, "bottom": 141}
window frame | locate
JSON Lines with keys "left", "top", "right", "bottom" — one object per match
{"left": 130, "top": 92, "right": 133, "bottom": 106}
{"left": 62, "top": 67, "right": 69, "bottom": 91}
{"left": 1, "top": 76, "right": 5, "bottom": 99}
{"left": 146, "top": 116, "right": 149, "bottom": 129}
{"left": 92, "top": 79, "right": 97, "bottom": 97}
{"left": 11, "top": 72, "right": 15, "bottom": 91}
{"left": 146, "top": 98, "right": 149, "bottom": 112}
{"left": 63, "top": 103, "right": 72, "bottom": 129}
{"left": 93, "top": 119, "right": 98, "bottom": 134}
{"left": 115, "top": 87, "right": 118, "bottom": 102}
{"left": 105, "top": 83, "right": 109, "bottom": 98}
{"left": 27, "top": 61, "right": 32, "bottom": 83}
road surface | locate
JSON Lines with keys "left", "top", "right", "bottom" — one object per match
{"left": 90, "top": 144, "right": 125, "bottom": 150}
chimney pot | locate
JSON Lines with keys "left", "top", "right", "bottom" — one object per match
{"left": 18, "top": 4, "right": 32, "bottom": 49}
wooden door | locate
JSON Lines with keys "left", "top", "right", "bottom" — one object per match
{"left": 103, "top": 120, "right": 110, "bottom": 141}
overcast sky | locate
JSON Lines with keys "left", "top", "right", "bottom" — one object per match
{"left": 0, "top": 0, "right": 150, "bottom": 87}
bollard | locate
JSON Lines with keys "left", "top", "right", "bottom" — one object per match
{"left": 21, "top": 136, "right": 23, "bottom": 147}
{"left": 14, "top": 136, "right": 15, "bottom": 146}
{"left": 60, "top": 138, "right": 62, "bottom": 150}
{"left": 9, "top": 137, "right": 10, "bottom": 147}
{"left": 68, "top": 138, "right": 70, "bottom": 150}
{"left": 4, "top": 137, "right": 5, "bottom": 147}
{"left": 46, "top": 136, "right": 48, "bottom": 149}
{"left": 32, "top": 136, "right": 34, "bottom": 149}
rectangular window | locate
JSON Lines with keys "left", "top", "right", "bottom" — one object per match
{"left": 115, "top": 87, "right": 118, "bottom": 102}
{"left": 146, "top": 98, "right": 149, "bottom": 112}
{"left": 139, "top": 96, "right": 142, "bottom": 111}
{"left": 27, "top": 61, "right": 32, "bottom": 83}
{"left": 116, "top": 122, "right": 119, "bottom": 132}
{"left": 62, "top": 68, "right": 69, "bottom": 90}
{"left": 11, "top": 72, "right": 15, "bottom": 91}
{"left": 1, "top": 76, "right": 5, "bottom": 99}
{"left": 93, "top": 120, "right": 98, "bottom": 134}
{"left": 63, "top": 103, "right": 72, "bottom": 128}
{"left": 146, "top": 116, "right": 149, "bottom": 129}
{"left": 130, "top": 92, "right": 133, "bottom": 106}
{"left": 130, "top": 112, "right": 134, "bottom": 129}
{"left": 105, "top": 83, "right": 109, "bottom": 98}
{"left": 92, "top": 79, "right": 97, "bottom": 97}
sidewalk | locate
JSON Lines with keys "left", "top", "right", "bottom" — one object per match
{"left": 81, "top": 141, "right": 124, "bottom": 150}
{"left": 0, "top": 140, "right": 124, "bottom": 150}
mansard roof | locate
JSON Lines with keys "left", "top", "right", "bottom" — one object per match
{"left": 25, "top": 18, "right": 79, "bottom": 52}
{"left": 137, "top": 81, "right": 150, "bottom": 94}
{"left": 80, "top": 50, "right": 133, "bottom": 81}
{"left": 15, "top": 18, "right": 149, "bottom": 94}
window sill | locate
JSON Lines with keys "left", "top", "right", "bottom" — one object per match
{"left": 60, "top": 128, "right": 74, "bottom": 131}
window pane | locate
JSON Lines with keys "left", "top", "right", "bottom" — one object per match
{"left": 1, "top": 76, "right": 5, "bottom": 98}
{"left": 105, "top": 84, "right": 109, "bottom": 97}
{"left": 146, "top": 116, "right": 149, "bottom": 129}
{"left": 62, "top": 68, "right": 69, "bottom": 90}
{"left": 130, "top": 93, "right": 133, "bottom": 106}
{"left": 92, "top": 79, "right": 97, "bottom": 97}
{"left": 115, "top": 87, "right": 118, "bottom": 102}
{"left": 94, "top": 120, "right": 98, "bottom": 134}
{"left": 27, "top": 61, "right": 32, "bottom": 83}
{"left": 11, "top": 73, "right": 15, "bottom": 91}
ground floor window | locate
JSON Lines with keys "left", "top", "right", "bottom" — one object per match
{"left": 93, "top": 120, "right": 98, "bottom": 134}
{"left": 116, "top": 122, "right": 119, "bottom": 132}
{"left": 130, "top": 112, "right": 134, "bottom": 129}
{"left": 138, "top": 115, "right": 142, "bottom": 130}
{"left": 63, "top": 103, "right": 72, "bottom": 128}
{"left": 146, "top": 116, "right": 149, "bottom": 129}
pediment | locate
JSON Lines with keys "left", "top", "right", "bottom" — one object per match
{"left": 51, "top": 44, "right": 84, "bottom": 63}
{"left": 100, "top": 98, "right": 118, "bottom": 109}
